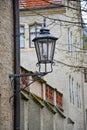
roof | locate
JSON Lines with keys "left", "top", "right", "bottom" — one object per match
{"left": 20, "top": 66, "right": 46, "bottom": 83}
{"left": 31, "top": 93, "right": 45, "bottom": 107}
{"left": 19, "top": 0, "right": 62, "bottom": 9}
{"left": 21, "top": 89, "right": 65, "bottom": 117}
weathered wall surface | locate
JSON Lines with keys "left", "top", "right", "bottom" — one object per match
{"left": 0, "top": 0, "right": 14, "bottom": 130}
{"left": 20, "top": 94, "right": 65, "bottom": 130}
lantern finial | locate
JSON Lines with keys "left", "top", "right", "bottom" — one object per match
{"left": 43, "top": 17, "right": 46, "bottom": 27}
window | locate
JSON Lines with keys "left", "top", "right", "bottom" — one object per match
{"left": 29, "top": 23, "right": 42, "bottom": 48}
{"left": 46, "top": 86, "right": 54, "bottom": 102}
{"left": 68, "top": 28, "right": 72, "bottom": 52}
{"left": 56, "top": 91, "right": 63, "bottom": 108}
{"left": 86, "top": 109, "right": 87, "bottom": 123}
{"left": 84, "top": 69, "right": 87, "bottom": 82}
{"left": 76, "top": 83, "right": 81, "bottom": 108}
{"left": 72, "top": 78, "right": 74, "bottom": 104}
{"left": 20, "top": 26, "right": 25, "bottom": 48}
{"left": 69, "top": 76, "right": 74, "bottom": 104}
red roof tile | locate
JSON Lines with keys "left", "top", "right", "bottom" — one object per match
{"left": 19, "top": 0, "right": 62, "bottom": 9}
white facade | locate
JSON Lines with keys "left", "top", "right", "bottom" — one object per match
{"left": 20, "top": 0, "right": 86, "bottom": 130}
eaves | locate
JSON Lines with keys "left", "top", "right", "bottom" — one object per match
{"left": 20, "top": 4, "right": 66, "bottom": 16}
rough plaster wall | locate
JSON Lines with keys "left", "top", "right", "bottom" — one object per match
{"left": 28, "top": 98, "right": 41, "bottom": 130}
{"left": 0, "top": 0, "right": 14, "bottom": 130}
{"left": 21, "top": 99, "right": 29, "bottom": 130}
{"left": 30, "top": 81, "right": 42, "bottom": 98}
{"left": 20, "top": 100, "right": 24, "bottom": 130}
{"left": 55, "top": 112, "right": 64, "bottom": 130}
{"left": 42, "top": 108, "right": 53, "bottom": 130}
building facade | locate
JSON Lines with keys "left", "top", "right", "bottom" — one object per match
{"left": 20, "top": 66, "right": 66, "bottom": 130}
{"left": 83, "top": 21, "right": 87, "bottom": 130}
{"left": 19, "top": 0, "right": 86, "bottom": 130}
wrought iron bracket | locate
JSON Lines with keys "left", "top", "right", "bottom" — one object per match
{"left": 9, "top": 72, "right": 48, "bottom": 79}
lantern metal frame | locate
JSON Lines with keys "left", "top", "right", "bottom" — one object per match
{"left": 33, "top": 18, "right": 58, "bottom": 73}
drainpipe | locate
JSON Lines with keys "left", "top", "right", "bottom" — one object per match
{"left": 13, "top": 0, "right": 20, "bottom": 130}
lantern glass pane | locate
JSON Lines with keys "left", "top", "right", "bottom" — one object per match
{"left": 34, "top": 40, "right": 41, "bottom": 62}
{"left": 34, "top": 39, "right": 56, "bottom": 63}
{"left": 38, "top": 39, "right": 48, "bottom": 62}
{"left": 48, "top": 39, "right": 55, "bottom": 62}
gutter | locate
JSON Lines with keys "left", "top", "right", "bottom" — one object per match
{"left": 13, "top": 0, "right": 20, "bottom": 130}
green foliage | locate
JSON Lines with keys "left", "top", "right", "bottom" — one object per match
{"left": 84, "top": 44, "right": 87, "bottom": 49}
{"left": 82, "top": 36, "right": 87, "bottom": 49}
{"left": 82, "top": 36, "right": 87, "bottom": 42}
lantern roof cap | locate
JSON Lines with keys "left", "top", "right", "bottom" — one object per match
{"left": 32, "top": 26, "right": 58, "bottom": 41}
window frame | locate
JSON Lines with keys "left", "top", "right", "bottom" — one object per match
{"left": 20, "top": 25, "right": 25, "bottom": 48}
{"left": 68, "top": 28, "right": 72, "bottom": 52}
{"left": 29, "top": 22, "right": 42, "bottom": 48}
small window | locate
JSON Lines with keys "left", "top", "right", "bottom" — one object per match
{"left": 20, "top": 26, "right": 25, "bottom": 48}
{"left": 69, "top": 76, "right": 74, "bottom": 104}
{"left": 29, "top": 23, "right": 42, "bottom": 48}
{"left": 68, "top": 28, "right": 72, "bottom": 52}
{"left": 46, "top": 86, "right": 54, "bottom": 102}
{"left": 76, "top": 83, "right": 81, "bottom": 108}
{"left": 86, "top": 109, "right": 87, "bottom": 123}
{"left": 84, "top": 69, "right": 87, "bottom": 82}
{"left": 56, "top": 91, "right": 63, "bottom": 108}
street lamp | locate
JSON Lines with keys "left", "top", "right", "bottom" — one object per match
{"left": 10, "top": 18, "right": 58, "bottom": 78}
{"left": 33, "top": 18, "right": 58, "bottom": 73}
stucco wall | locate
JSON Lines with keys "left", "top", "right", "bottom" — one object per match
{"left": 21, "top": 94, "right": 65, "bottom": 130}
{"left": 0, "top": 0, "right": 14, "bottom": 130}
{"left": 28, "top": 97, "right": 41, "bottom": 130}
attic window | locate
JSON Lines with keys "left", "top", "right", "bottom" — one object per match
{"left": 46, "top": 86, "right": 54, "bottom": 102}
{"left": 56, "top": 91, "right": 63, "bottom": 108}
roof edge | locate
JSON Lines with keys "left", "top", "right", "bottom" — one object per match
{"left": 20, "top": 4, "right": 65, "bottom": 11}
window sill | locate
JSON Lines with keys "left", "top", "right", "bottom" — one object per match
{"left": 20, "top": 48, "right": 35, "bottom": 51}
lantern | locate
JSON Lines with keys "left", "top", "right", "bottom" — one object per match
{"left": 33, "top": 19, "right": 58, "bottom": 73}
